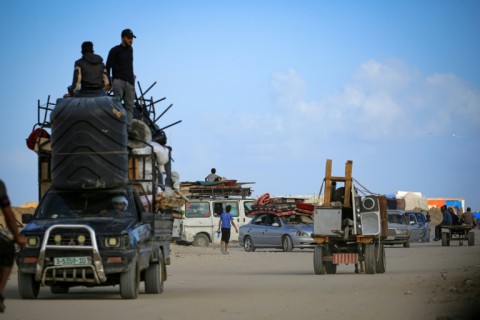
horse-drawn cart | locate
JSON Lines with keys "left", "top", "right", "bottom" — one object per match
{"left": 441, "top": 225, "right": 475, "bottom": 246}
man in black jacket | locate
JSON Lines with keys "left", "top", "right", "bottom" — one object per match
{"left": 68, "top": 41, "right": 110, "bottom": 96}
{"left": 106, "top": 29, "right": 136, "bottom": 127}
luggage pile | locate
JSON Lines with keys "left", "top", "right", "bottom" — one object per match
{"left": 248, "top": 193, "right": 315, "bottom": 216}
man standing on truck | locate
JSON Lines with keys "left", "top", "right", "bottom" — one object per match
{"left": 217, "top": 205, "right": 238, "bottom": 254}
{"left": 67, "top": 41, "right": 110, "bottom": 97}
{"left": 106, "top": 29, "right": 136, "bottom": 128}
{"left": 0, "top": 180, "right": 26, "bottom": 312}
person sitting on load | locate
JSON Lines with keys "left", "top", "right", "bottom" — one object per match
{"left": 66, "top": 41, "right": 111, "bottom": 97}
{"left": 205, "top": 168, "right": 221, "bottom": 182}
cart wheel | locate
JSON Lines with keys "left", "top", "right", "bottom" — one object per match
{"left": 441, "top": 232, "right": 450, "bottom": 246}
{"left": 468, "top": 231, "right": 475, "bottom": 246}
{"left": 364, "top": 244, "right": 376, "bottom": 274}
{"left": 313, "top": 246, "right": 325, "bottom": 275}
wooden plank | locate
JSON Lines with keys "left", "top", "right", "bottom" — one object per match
{"left": 344, "top": 160, "right": 353, "bottom": 207}
{"left": 323, "top": 159, "right": 332, "bottom": 207}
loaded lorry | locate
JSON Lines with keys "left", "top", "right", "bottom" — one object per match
{"left": 17, "top": 88, "right": 180, "bottom": 299}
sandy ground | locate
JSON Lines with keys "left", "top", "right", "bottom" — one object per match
{"left": 2, "top": 229, "right": 480, "bottom": 320}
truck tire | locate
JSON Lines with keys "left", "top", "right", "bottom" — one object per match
{"left": 243, "top": 236, "right": 256, "bottom": 252}
{"left": 193, "top": 234, "right": 209, "bottom": 247}
{"left": 313, "top": 246, "right": 325, "bottom": 275}
{"left": 364, "top": 244, "right": 376, "bottom": 274}
{"left": 375, "top": 243, "right": 386, "bottom": 273}
{"left": 120, "top": 256, "right": 139, "bottom": 299}
{"left": 145, "top": 249, "right": 164, "bottom": 294}
{"left": 50, "top": 285, "right": 69, "bottom": 294}
{"left": 441, "top": 232, "right": 450, "bottom": 246}
{"left": 403, "top": 238, "right": 410, "bottom": 248}
{"left": 18, "top": 271, "right": 40, "bottom": 299}
{"left": 325, "top": 261, "right": 337, "bottom": 274}
{"left": 468, "top": 231, "right": 475, "bottom": 246}
{"left": 282, "top": 235, "right": 293, "bottom": 252}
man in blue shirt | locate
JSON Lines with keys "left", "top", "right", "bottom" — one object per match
{"left": 433, "top": 205, "right": 452, "bottom": 241}
{"left": 217, "top": 205, "right": 238, "bottom": 254}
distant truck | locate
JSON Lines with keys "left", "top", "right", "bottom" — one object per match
{"left": 17, "top": 91, "right": 179, "bottom": 299}
{"left": 176, "top": 182, "right": 255, "bottom": 246}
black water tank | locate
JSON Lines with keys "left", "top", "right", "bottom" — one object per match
{"left": 50, "top": 96, "right": 128, "bottom": 189}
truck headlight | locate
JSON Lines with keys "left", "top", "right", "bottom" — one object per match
{"left": 26, "top": 236, "right": 40, "bottom": 248}
{"left": 77, "top": 235, "right": 86, "bottom": 245}
{"left": 105, "top": 237, "right": 120, "bottom": 247}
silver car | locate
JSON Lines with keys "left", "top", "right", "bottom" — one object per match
{"left": 384, "top": 210, "right": 412, "bottom": 247}
{"left": 406, "top": 211, "right": 430, "bottom": 242}
{"left": 239, "top": 213, "right": 315, "bottom": 252}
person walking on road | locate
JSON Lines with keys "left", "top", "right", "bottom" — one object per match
{"left": 217, "top": 205, "right": 238, "bottom": 254}
{"left": 433, "top": 205, "right": 452, "bottom": 241}
{"left": 106, "top": 29, "right": 136, "bottom": 127}
{"left": 0, "top": 180, "right": 26, "bottom": 313}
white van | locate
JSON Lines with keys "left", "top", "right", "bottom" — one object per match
{"left": 176, "top": 198, "right": 255, "bottom": 247}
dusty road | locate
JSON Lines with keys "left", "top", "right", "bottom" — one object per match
{"left": 3, "top": 230, "right": 480, "bottom": 320}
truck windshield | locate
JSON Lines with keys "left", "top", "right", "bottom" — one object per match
{"left": 36, "top": 190, "right": 134, "bottom": 219}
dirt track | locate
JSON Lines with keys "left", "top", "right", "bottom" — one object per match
{"left": 3, "top": 230, "right": 480, "bottom": 320}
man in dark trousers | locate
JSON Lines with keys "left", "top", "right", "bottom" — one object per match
{"left": 68, "top": 41, "right": 110, "bottom": 96}
{"left": 106, "top": 29, "right": 136, "bottom": 127}
{"left": 0, "top": 180, "right": 26, "bottom": 312}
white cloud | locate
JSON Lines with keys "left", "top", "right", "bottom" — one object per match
{"left": 266, "top": 59, "right": 480, "bottom": 142}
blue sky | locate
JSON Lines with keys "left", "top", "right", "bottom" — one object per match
{"left": 1, "top": 1, "right": 479, "bottom": 209}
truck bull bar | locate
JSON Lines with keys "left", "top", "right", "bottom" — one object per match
{"left": 35, "top": 224, "right": 106, "bottom": 285}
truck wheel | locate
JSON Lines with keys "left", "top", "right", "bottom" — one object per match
{"left": 120, "top": 256, "right": 138, "bottom": 299}
{"left": 325, "top": 261, "right": 337, "bottom": 274}
{"left": 18, "top": 271, "right": 40, "bottom": 299}
{"left": 375, "top": 244, "right": 386, "bottom": 273}
{"left": 441, "top": 233, "right": 449, "bottom": 246}
{"left": 243, "top": 236, "right": 255, "bottom": 252}
{"left": 313, "top": 246, "right": 325, "bottom": 275}
{"left": 145, "top": 249, "right": 164, "bottom": 294}
{"left": 282, "top": 235, "right": 293, "bottom": 252}
{"left": 364, "top": 244, "right": 376, "bottom": 274}
{"left": 193, "top": 234, "right": 209, "bottom": 247}
{"left": 403, "top": 238, "right": 410, "bottom": 248}
{"left": 50, "top": 285, "right": 69, "bottom": 294}
{"left": 468, "top": 231, "right": 475, "bottom": 246}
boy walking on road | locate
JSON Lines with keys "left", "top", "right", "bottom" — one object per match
{"left": 217, "top": 205, "right": 238, "bottom": 254}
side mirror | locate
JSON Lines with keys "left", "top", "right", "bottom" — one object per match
{"left": 22, "top": 213, "right": 33, "bottom": 224}
{"left": 272, "top": 222, "right": 280, "bottom": 227}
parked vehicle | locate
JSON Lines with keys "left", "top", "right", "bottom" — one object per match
{"left": 384, "top": 210, "right": 411, "bottom": 247}
{"left": 178, "top": 197, "right": 255, "bottom": 247}
{"left": 239, "top": 213, "right": 314, "bottom": 252}
{"left": 405, "top": 211, "right": 430, "bottom": 242}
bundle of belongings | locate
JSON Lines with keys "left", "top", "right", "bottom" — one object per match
{"left": 248, "top": 193, "right": 314, "bottom": 216}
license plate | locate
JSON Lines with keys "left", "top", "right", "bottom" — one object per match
{"left": 54, "top": 256, "right": 91, "bottom": 266}
{"left": 386, "top": 236, "right": 395, "bottom": 240}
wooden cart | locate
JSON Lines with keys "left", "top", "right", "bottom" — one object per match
{"left": 441, "top": 225, "right": 475, "bottom": 246}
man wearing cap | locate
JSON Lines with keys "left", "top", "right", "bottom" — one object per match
{"left": 106, "top": 29, "right": 137, "bottom": 127}
{"left": 67, "top": 41, "right": 110, "bottom": 96}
